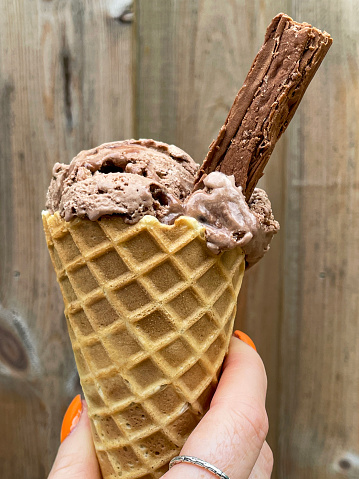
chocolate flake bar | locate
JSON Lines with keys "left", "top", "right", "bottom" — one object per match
{"left": 194, "top": 13, "right": 332, "bottom": 201}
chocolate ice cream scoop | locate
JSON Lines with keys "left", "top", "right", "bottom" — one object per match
{"left": 185, "top": 172, "right": 279, "bottom": 265}
{"left": 46, "top": 139, "right": 198, "bottom": 223}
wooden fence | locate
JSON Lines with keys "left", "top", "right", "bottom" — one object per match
{"left": 0, "top": 1, "right": 358, "bottom": 478}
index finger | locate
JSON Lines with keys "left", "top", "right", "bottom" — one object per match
{"left": 212, "top": 335, "right": 268, "bottom": 409}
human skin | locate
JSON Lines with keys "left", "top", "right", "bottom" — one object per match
{"left": 48, "top": 336, "right": 273, "bottom": 479}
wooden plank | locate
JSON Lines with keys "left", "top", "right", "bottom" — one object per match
{"left": 277, "top": 2, "right": 359, "bottom": 478}
{"left": 134, "top": 0, "right": 193, "bottom": 145}
{"left": 135, "top": 2, "right": 287, "bottom": 475}
{"left": 0, "top": 1, "right": 133, "bottom": 476}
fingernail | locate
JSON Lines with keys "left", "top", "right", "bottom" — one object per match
{"left": 234, "top": 330, "right": 257, "bottom": 351}
{"left": 60, "top": 394, "right": 83, "bottom": 443}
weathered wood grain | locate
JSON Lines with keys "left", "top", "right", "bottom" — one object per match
{"left": 1, "top": 1, "right": 358, "bottom": 478}
{"left": 0, "top": 1, "right": 133, "bottom": 477}
{"left": 276, "top": 1, "right": 359, "bottom": 477}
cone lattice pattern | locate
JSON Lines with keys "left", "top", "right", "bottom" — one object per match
{"left": 43, "top": 212, "right": 245, "bottom": 479}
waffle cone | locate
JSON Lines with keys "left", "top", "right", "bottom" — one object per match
{"left": 43, "top": 211, "right": 245, "bottom": 479}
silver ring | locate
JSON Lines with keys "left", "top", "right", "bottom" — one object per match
{"left": 169, "top": 455, "right": 230, "bottom": 479}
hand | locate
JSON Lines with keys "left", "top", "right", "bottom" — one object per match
{"left": 163, "top": 334, "right": 273, "bottom": 479}
{"left": 48, "top": 334, "right": 273, "bottom": 479}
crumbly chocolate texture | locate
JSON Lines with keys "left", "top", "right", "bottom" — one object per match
{"left": 194, "top": 12, "right": 333, "bottom": 200}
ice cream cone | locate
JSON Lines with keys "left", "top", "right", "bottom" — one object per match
{"left": 43, "top": 211, "right": 245, "bottom": 479}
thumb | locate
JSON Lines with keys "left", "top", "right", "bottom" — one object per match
{"left": 48, "top": 396, "right": 102, "bottom": 479}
